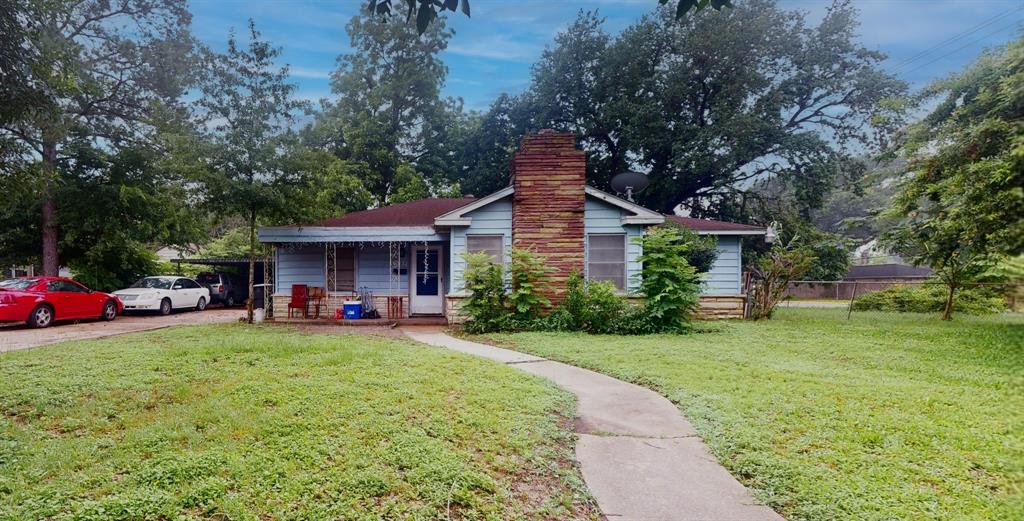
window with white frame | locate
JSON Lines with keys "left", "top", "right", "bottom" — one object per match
{"left": 587, "top": 234, "right": 626, "bottom": 290}
{"left": 466, "top": 235, "right": 504, "bottom": 264}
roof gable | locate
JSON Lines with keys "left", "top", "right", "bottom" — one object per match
{"left": 434, "top": 185, "right": 665, "bottom": 227}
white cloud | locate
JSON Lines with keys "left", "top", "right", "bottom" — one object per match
{"left": 289, "top": 66, "right": 332, "bottom": 79}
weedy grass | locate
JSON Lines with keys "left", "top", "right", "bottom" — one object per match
{"left": 486, "top": 308, "right": 1024, "bottom": 521}
{"left": 0, "top": 324, "right": 596, "bottom": 520}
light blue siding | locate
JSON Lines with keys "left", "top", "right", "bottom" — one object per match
{"left": 357, "top": 245, "right": 409, "bottom": 295}
{"left": 584, "top": 197, "right": 644, "bottom": 292}
{"left": 275, "top": 246, "right": 324, "bottom": 295}
{"left": 703, "top": 236, "right": 742, "bottom": 294}
{"left": 449, "top": 197, "right": 512, "bottom": 294}
{"left": 356, "top": 244, "right": 448, "bottom": 295}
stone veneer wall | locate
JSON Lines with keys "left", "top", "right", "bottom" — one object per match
{"left": 511, "top": 130, "right": 586, "bottom": 303}
{"left": 696, "top": 295, "right": 746, "bottom": 319}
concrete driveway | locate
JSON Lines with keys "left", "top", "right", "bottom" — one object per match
{"left": 1, "top": 308, "right": 246, "bottom": 353}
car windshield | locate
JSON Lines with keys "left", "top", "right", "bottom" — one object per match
{"left": 129, "top": 277, "right": 173, "bottom": 290}
{"left": 196, "top": 273, "right": 219, "bottom": 284}
{"left": 0, "top": 279, "right": 38, "bottom": 291}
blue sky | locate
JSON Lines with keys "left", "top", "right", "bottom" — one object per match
{"left": 188, "top": 0, "right": 1024, "bottom": 111}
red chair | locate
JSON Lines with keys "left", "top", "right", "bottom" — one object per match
{"left": 288, "top": 284, "right": 308, "bottom": 318}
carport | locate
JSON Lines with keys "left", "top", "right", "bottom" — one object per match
{"left": 172, "top": 257, "right": 272, "bottom": 310}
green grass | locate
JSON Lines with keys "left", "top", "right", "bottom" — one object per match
{"left": 0, "top": 325, "right": 596, "bottom": 520}
{"left": 485, "top": 308, "right": 1024, "bottom": 521}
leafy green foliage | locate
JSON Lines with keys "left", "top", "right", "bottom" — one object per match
{"left": 560, "top": 272, "right": 629, "bottom": 334}
{"left": 636, "top": 226, "right": 702, "bottom": 332}
{"left": 460, "top": 251, "right": 508, "bottom": 332}
{"left": 311, "top": 10, "right": 460, "bottom": 204}
{"left": 69, "top": 242, "right": 161, "bottom": 292}
{"left": 748, "top": 237, "right": 816, "bottom": 320}
{"left": 0, "top": 325, "right": 596, "bottom": 519}
{"left": 0, "top": 0, "right": 198, "bottom": 274}
{"left": 884, "top": 36, "right": 1024, "bottom": 319}
{"left": 491, "top": 309, "right": 1024, "bottom": 520}
{"left": 662, "top": 221, "right": 719, "bottom": 274}
{"left": 365, "top": 0, "right": 471, "bottom": 34}
{"left": 473, "top": 1, "right": 905, "bottom": 218}
{"left": 852, "top": 284, "right": 1007, "bottom": 315}
{"left": 192, "top": 21, "right": 311, "bottom": 321}
{"left": 508, "top": 248, "right": 554, "bottom": 317}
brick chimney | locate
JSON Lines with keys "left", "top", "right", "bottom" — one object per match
{"left": 511, "top": 130, "right": 586, "bottom": 302}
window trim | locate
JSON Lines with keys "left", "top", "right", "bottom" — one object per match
{"left": 586, "top": 233, "right": 628, "bottom": 291}
{"left": 466, "top": 234, "right": 505, "bottom": 265}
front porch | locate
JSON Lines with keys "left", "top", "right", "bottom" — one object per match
{"left": 263, "top": 238, "right": 451, "bottom": 322}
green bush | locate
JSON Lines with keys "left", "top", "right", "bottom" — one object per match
{"left": 508, "top": 248, "right": 553, "bottom": 317}
{"left": 852, "top": 284, "right": 1006, "bottom": 314}
{"left": 636, "top": 226, "right": 702, "bottom": 332}
{"left": 461, "top": 252, "right": 508, "bottom": 332}
{"left": 561, "top": 272, "right": 629, "bottom": 334}
{"left": 461, "top": 228, "right": 706, "bottom": 335}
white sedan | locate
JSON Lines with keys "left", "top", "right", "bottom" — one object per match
{"left": 113, "top": 276, "right": 210, "bottom": 315}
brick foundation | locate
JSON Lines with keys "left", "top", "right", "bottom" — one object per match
{"left": 511, "top": 130, "right": 586, "bottom": 304}
{"left": 271, "top": 294, "right": 409, "bottom": 320}
{"left": 696, "top": 295, "right": 746, "bottom": 319}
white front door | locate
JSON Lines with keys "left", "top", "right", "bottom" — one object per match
{"left": 410, "top": 246, "right": 443, "bottom": 315}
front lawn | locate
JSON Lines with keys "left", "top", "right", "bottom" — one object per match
{"left": 486, "top": 308, "right": 1024, "bottom": 520}
{"left": 0, "top": 325, "right": 596, "bottom": 520}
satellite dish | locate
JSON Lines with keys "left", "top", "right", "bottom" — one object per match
{"left": 610, "top": 170, "right": 650, "bottom": 202}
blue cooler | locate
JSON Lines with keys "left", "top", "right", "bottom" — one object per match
{"left": 343, "top": 301, "right": 363, "bottom": 320}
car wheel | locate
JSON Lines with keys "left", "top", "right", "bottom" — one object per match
{"left": 159, "top": 298, "right": 172, "bottom": 316}
{"left": 225, "top": 294, "right": 236, "bottom": 307}
{"left": 28, "top": 304, "right": 54, "bottom": 328}
{"left": 100, "top": 300, "right": 117, "bottom": 321}
{"left": 196, "top": 297, "right": 207, "bottom": 312}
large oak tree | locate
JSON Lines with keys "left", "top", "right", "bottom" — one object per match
{"left": 461, "top": 0, "right": 906, "bottom": 220}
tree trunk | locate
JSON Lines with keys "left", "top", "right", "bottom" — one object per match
{"left": 41, "top": 140, "right": 59, "bottom": 276}
{"left": 247, "top": 212, "right": 256, "bottom": 324}
{"left": 942, "top": 284, "right": 956, "bottom": 321}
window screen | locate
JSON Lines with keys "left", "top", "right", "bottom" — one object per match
{"left": 330, "top": 246, "right": 356, "bottom": 292}
{"left": 587, "top": 234, "right": 626, "bottom": 290}
{"left": 467, "top": 235, "right": 504, "bottom": 264}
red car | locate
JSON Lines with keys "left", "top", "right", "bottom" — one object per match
{"left": 0, "top": 277, "right": 122, "bottom": 328}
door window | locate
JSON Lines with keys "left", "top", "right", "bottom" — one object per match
{"left": 415, "top": 249, "right": 440, "bottom": 296}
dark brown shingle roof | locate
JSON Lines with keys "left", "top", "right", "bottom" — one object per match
{"left": 314, "top": 198, "right": 476, "bottom": 227}
{"left": 664, "top": 215, "right": 766, "bottom": 233}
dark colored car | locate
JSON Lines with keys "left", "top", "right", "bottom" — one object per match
{"left": 196, "top": 272, "right": 247, "bottom": 307}
{"left": 0, "top": 277, "right": 122, "bottom": 328}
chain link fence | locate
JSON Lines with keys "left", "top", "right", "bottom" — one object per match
{"left": 777, "top": 280, "right": 1023, "bottom": 319}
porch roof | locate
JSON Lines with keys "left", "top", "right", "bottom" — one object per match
{"left": 258, "top": 225, "right": 448, "bottom": 243}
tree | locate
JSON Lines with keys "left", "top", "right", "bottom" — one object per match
{"left": 194, "top": 21, "right": 309, "bottom": 323}
{"left": 362, "top": 0, "right": 728, "bottom": 35}
{"left": 0, "top": 0, "right": 196, "bottom": 276}
{"left": 883, "top": 36, "right": 1023, "bottom": 319}
{"left": 311, "top": 10, "right": 460, "bottom": 204}
{"left": 515, "top": 1, "right": 905, "bottom": 218}
{"left": 748, "top": 237, "right": 816, "bottom": 320}
{"left": 452, "top": 94, "right": 534, "bottom": 196}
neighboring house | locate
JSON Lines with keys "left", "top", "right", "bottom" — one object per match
{"left": 259, "top": 131, "right": 766, "bottom": 321}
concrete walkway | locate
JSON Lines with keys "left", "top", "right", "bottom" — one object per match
{"left": 404, "top": 330, "right": 784, "bottom": 521}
